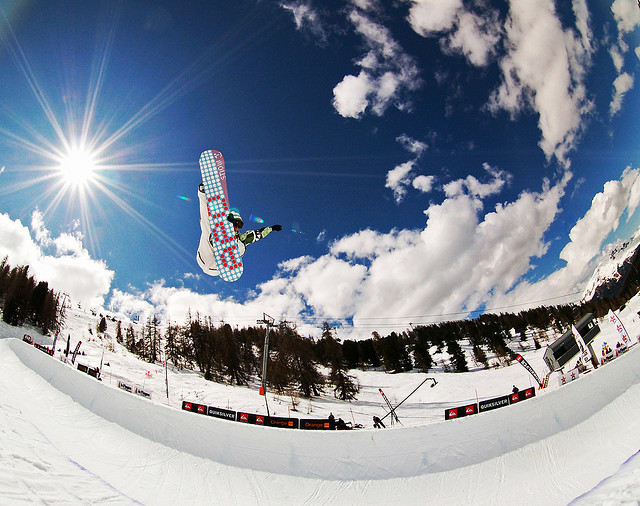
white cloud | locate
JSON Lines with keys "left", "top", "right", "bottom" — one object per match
{"left": 316, "top": 229, "right": 327, "bottom": 244}
{"left": 487, "top": 0, "right": 594, "bottom": 166}
{"left": 289, "top": 256, "right": 367, "bottom": 318}
{"left": 343, "top": 172, "right": 569, "bottom": 327}
{"left": 610, "top": 72, "right": 634, "bottom": 116}
{"left": 407, "top": 0, "right": 500, "bottom": 67}
{"left": 332, "top": 8, "right": 421, "bottom": 118}
{"left": 280, "top": 1, "right": 328, "bottom": 43}
{"left": 611, "top": 0, "right": 640, "bottom": 34}
{"left": 609, "top": 45, "right": 625, "bottom": 74}
{"left": 350, "top": 0, "right": 380, "bottom": 11}
{"left": 560, "top": 168, "right": 640, "bottom": 272}
{"left": 396, "top": 134, "right": 428, "bottom": 156}
{"left": 30, "top": 210, "right": 52, "bottom": 247}
{"left": 607, "top": 0, "right": 640, "bottom": 115}
{"left": 441, "top": 10, "right": 501, "bottom": 67}
{"left": 407, "top": 0, "right": 462, "bottom": 35}
{"left": 407, "top": 0, "right": 592, "bottom": 164}
{"left": 0, "top": 213, "right": 42, "bottom": 268}
{"left": 490, "top": 168, "right": 640, "bottom": 311}
{"left": 331, "top": 228, "right": 418, "bottom": 261}
{"left": 385, "top": 135, "right": 432, "bottom": 203}
{"left": 443, "top": 163, "right": 511, "bottom": 199}
{"left": 412, "top": 175, "right": 435, "bottom": 193}
{"left": 0, "top": 211, "right": 114, "bottom": 307}
{"left": 572, "top": 0, "right": 593, "bottom": 55}
{"left": 386, "top": 161, "right": 416, "bottom": 204}
{"left": 332, "top": 71, "right": 373, "bottom": 119}
{"left": 109, "top": 289, "right": 156, "bottom": 320}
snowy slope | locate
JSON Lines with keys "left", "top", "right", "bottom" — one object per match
{"left": 1, "top": 298, "right": 640, "bottom": 503}
{"left": 582, "top": 229, "right": 640, "bottom": 301}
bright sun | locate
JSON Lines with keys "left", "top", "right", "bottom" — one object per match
{"left": 57, "top": 147, "right": 98, "bottom": 188}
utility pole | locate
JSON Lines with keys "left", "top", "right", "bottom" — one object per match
{"left": 257, "top": 313, "right": 275, "bottom": 416}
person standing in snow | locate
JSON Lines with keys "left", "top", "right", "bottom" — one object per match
{"left": 196, "top": 184, "right": 282, "bottom": 277}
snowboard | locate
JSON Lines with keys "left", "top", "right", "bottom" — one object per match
{"left": 199, "top": 149, "right": 243, "bottom": 282}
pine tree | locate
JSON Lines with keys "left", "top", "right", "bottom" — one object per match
{"left": 147, "top": 315, "right": 161, "bottom": 363}
{"left": 374, "top": 332, "right": 405, "bottom": 372}
{"left": 0, "top": 256, "right": 10, "bottom": 298}
{"left": 97, "top": 315, "right": 107, "bottom": 334}
{"left": 341, "top": 340, "right": 360, "bottom": 369}
{"left": 358, "top": 338, "right": 381, "bottom": 368}
{"left": 115, "top": 321, "right": 123, "bottom": 344}
{"left": 125, "top": 324, "right": 137, "bottom": 353}
{"left": 2, "top": 266, "right": 34, "bottom": 326}
{"left": 164, "top": 321, "right": 180, "bottom": 367}
{"left": 320, "top": 322, "right": 359, "bottom": 400}
{"left": 412, "top": 328, "right": 433, "bottom": 373}
{"left": 219, "top": 324, "right": 247, "bottom": 385}
{"left": 472, "top": 344, "right": 489, "bottom": 369}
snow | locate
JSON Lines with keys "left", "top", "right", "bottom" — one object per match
{"left": 582, "top": 229, "right": 640, "bottom": 301}
{"left": 2, "top": 297, "right": 640, "bottom": 504}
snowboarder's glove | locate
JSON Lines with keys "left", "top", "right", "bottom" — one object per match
{"left": 272, "top": 224, "right": 282, "bottom": 232}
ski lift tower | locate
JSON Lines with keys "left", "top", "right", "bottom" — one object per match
{"left": 257, "top": 313, "right": 275, "bottom": 416}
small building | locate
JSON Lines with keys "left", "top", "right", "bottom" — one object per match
{"left": 543, "top": 313, "right": 600, "bottom": 372}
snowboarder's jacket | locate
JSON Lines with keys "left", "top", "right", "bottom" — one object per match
{"left": 196, "top": 184, "right": 279, "bottom": 277}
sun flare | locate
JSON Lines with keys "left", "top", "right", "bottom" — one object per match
{"left": 57, "top": 146, "right": 98, "bottom": 188}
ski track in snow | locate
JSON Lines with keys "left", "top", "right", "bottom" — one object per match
{"left": 2, "top": 300, "right": 640, "bottom": 504}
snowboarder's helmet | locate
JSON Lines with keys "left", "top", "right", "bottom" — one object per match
{"left": 227, "top": 210, "right": 243, "bottom": 228}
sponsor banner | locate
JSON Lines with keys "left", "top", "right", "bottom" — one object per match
{"left": 237, "top": 412, "right": 268, "bottom": 425}
{"left": 77, "top": 363, "right": 89, "bottom": 373}
{"left": 444, "top": 403, "right": 478, "bottom": 420}
{"left": 134, "top": 386, "right": 151, "bottom": 399}
{"left": 299, "top": 418, "right": 333, "bottom": 430}
{"left": 266, "top": 416, "right": 299, "bottom": 429}
{"left": 515, "top": 354, "right": 543, "bottom": 387}
{"left": 182, "top": 401, "right": 207, "bottom": 415}
{"left": 572, "top": 325, "right": 591, "bottom": 367}
{"left": 87, "top": 366, "right": 101, "bottom": 379}
{"left": 509, "top": 387, "right": 536, "bottom": 403}
{"left": 71, "top": 341, "right": 82, "bottom": 364}
{"left": 33, "top": 342, "right": 54, "bottom": 356}
{"left": 558, "top": 368, "right": 580, "bottom": 386}
{"left": 208, "top": 406, "right": 236, "bottom": 422}
{"left": 478, "top": 394, "right": 510, "bottom": 413}
{"left": 608, "top": 309, "right": 632, "bottom": 347}
{"left": 118, "top": 381, "right": 133, "bottom": 393}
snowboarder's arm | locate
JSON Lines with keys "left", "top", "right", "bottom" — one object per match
{"left": 238, "top": 225, "right": 281, "bottom": 246}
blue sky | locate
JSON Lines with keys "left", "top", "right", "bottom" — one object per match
{"left": 1, "top": 0, "right": 640, "bottom": 338}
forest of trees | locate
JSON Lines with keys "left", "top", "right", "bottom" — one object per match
{"left": 108, "top": 289, "right": 633, "bottom": 403}
{"left": 0, "top": 257, "right": 65, "bottom": 335}
{"left": 111, "top": 314, "right": 358, "bottom": 402}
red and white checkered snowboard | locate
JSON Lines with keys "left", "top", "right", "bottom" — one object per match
{"left": 199, "top": 149, "right": 243, "bottom": 282}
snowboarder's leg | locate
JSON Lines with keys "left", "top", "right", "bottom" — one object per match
{"left": 196, "top": 184, "right": 220, "bottom": 277}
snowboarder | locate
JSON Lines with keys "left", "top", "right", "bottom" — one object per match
{"left": 196, "top": 183, "right": 282, "bottom": 277}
